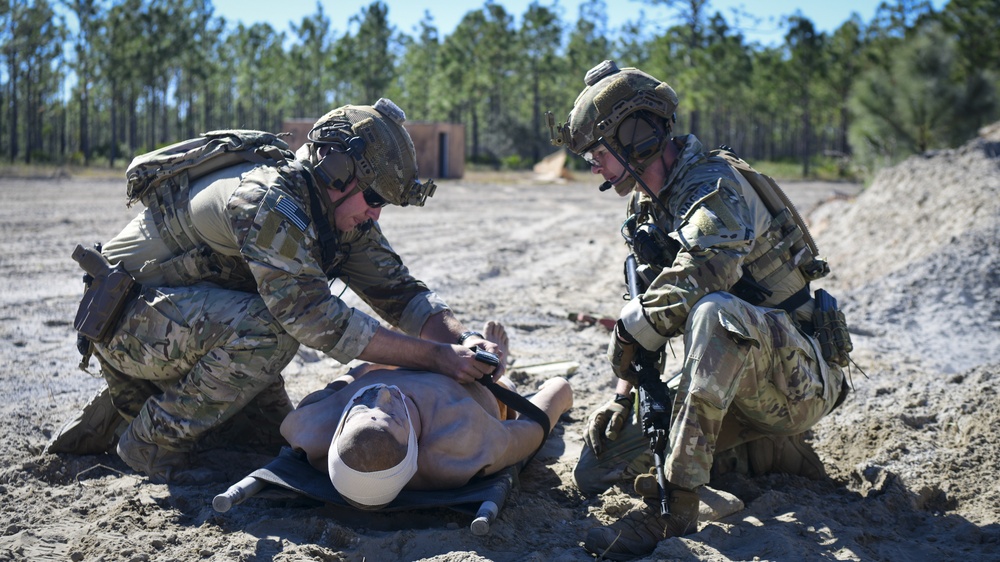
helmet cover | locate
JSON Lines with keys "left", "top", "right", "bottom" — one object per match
{"left": 308, "top": 98, "right": 436, "bottom": 206}
{"left": 547, "top": 61, "right": 678, "bottom": 195}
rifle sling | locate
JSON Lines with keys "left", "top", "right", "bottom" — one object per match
{"left": 479, "top": 379, "right": 551, "bottom": 466}
{"left": 296, "top": 165, "right": 342, "bottom": 279}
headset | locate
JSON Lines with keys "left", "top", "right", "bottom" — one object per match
{"left": 617, "top": 110, "right": 669, "bottom": 166}
{"left": 307, "top": 122, "right": 367, "bottom": 192}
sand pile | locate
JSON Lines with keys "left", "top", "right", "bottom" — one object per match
{"left": 812, "top": 126, "right": 1000, "bottom": 374}
{"left": 807, "top": 124, "right": 1000, "bottom": 544}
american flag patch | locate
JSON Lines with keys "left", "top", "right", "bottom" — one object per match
{"left": 275, "top": 196, "right": 310, "bottom": 232}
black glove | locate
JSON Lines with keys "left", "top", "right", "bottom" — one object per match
{"left": 607, "top": 320, "right": 639, "bottom": 386}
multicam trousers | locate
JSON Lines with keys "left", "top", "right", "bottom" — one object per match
{"left": 94, "top": 284, "right": 299, "bottom": 452}
{"left": 575, "top": 291, "right": 843, "bottom": 494}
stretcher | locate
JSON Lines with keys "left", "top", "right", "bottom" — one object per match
{"left": 213, "top": 446, "right": 520, "bottom": 535}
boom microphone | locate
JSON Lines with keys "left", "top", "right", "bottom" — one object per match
{"left": 599, "top": 180, "right": 614, "bottom": 192}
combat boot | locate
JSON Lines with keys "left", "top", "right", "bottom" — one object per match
{"left": 584, "top": 485, "right": 700, "bottom": 561}
{"left": 46, "top": 386, "right": 126, "bottom": 455}
{"left": 747, "top": 433, "right": 827, "bottom": 480}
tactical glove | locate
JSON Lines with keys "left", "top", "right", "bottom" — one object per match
{"left": 586, "top": 393, "right": 634, "bottom": 456}
{"left": 607, "top": 320, "right": 639, "bottom": 385}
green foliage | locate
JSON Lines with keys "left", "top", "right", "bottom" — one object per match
{"left": 943, "top": 0, "right": 1000, "bottom": 73}
{"left": 753, "top": 155, "right": 856, "bottom": 182}
{"left": 1, "top": 0, "right": 997, "bottom": 176}
{"left": 501, "top": 154, "right": 528, "bottom": 170}
{"left": 393, "top": 12, "right": 443, "bottom": 121}
{"left": 848, "top": 20, "right": 997, "bottom": 175}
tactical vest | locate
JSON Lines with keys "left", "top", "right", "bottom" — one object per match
{"left": 710, "top": 148, "right": 829, "bottom": 313}
{"left": 123, "top": 130, "right": 340, "bottom": 290}
{"left": 629, "top": 147, "right": 828, "bottom": 317}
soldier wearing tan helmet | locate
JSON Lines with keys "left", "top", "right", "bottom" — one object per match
{"left": 53, "top": 99, "right": 505, "bottom": 484}
{"left": 549, "top": 62, "right": 851, "bottom": 559}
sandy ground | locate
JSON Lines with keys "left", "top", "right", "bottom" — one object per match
{"left": 1, "top": 129, "right": 998, "bottom": 561}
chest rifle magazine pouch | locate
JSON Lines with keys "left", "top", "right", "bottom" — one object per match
{"left": 72, "top": 244, "right": 138, "bottom": 343}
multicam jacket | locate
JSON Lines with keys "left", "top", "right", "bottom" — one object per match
{"left": 101, "top": 160, "right": 448, "bottom": 364}
{"left": 620, "top": 134, "right": 813, "bottom": 350}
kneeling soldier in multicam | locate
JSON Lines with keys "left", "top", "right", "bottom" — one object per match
{"left": 548, "top": 61, "right": 852, "bottom": 560}
{"left": 52, "top": 99, "right": 505, "bottom": 484}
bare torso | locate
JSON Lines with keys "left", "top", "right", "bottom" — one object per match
{"left": 281, "top": 369, "right": 534, "bottom": 490}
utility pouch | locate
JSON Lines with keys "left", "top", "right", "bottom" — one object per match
{"left": 72, "top": 244, "right": 138, "bottom": 344}
{"left": 812, "top": 289, "right": 853, "bottom": 367}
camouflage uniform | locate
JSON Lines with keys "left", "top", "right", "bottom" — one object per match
{"left": 94, "top": 159, "right": 448, "bottom": 457}
{"left": 577, "top": 134, "right": 846, "bottom": 492}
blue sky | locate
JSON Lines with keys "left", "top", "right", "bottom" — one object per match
{"left": 211, "top": 0, "right": 947, "bottom": 47}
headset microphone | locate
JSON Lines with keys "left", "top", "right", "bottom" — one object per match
{"left": 597, "top": 136, "right": 672, "bottom": 218}
{"left": 599, "top": 181, "right": 614, "bottom": 192}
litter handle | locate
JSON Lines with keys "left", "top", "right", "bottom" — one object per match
{"left": 471, "top": 500, "right": 499, "bottom": 536}
{"left": 213, "top": 476, "right": 266, "bottom": 512}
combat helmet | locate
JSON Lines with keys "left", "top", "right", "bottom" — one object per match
{"left": 548, "top": 61, "right": 678, "bottom": 195}
{"left": 307, "top": 98, "right": 436, "bottom": 207}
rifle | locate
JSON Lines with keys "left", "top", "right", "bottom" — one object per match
{"left": 624, "top": 254, "right": 675, "bottom": 517}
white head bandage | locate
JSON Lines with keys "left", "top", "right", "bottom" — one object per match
{"left": 327, "top": 384, "right": 419, "bottom": 508}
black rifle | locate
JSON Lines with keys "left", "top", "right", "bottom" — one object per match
{"left": 624, "top": 254, "right": 675, "bottom": 517}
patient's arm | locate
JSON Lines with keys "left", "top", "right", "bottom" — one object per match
{"left": 296, "top": 375, "right": 354, "bottom": 409}
{"left": 410, "top": 377, "right": 574, "bottom": 489}
{"left": 280, "top": 391, "right": 347, "bottom": 471}
{"left": 488, "top": 377, "right": 573, "bottom": 473}
{"left": 295, "top": 362, "right": 400, "bottom": 409}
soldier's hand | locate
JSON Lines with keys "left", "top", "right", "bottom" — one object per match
{"left": 460, "top": 336, "right": 505, "bottom": 382}
{"left": 439, "top": 344, "right": 498, "bottom": 384}
{"left": 607, "top": 320, "right": 639, "bottom": 385}
{"left": 586, "top": 393, "right": 634, "bottom": 456}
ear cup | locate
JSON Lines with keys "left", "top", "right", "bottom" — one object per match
{"left": 308, "top": 118, "right": 369, "bottom": 192}
{"left": 617, "top": 112, "right": 666, "bottom": 161}
{"left": 317, "top": 149, "right": 356, "bottom": 191}
{"left": 344, "top": 135, "right": 366, "bottom": 156}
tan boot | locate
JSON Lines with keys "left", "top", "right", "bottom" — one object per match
{"left": 747, "top": 433, "right": 827, "bottom": 480}
{"left": 584, "top": 485, "right": 700, "bottom": 561}
{"left": 46, "top": 386, "right": 126, "bottom": 455}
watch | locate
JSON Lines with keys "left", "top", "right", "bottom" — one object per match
{"left": 458, "top": 331, "right": 485, "bottom": 345}
{"left": 614, "top": 392, "right": 634, "bottom": 406}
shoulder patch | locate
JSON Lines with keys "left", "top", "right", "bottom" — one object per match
{"left": 274, "top": 195, "right": 311, "bottom": 232}
{"left": 677, "top": 183, "right": 717, "bottom": 220}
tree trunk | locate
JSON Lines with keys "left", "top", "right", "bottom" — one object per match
{"left": 8, "top": 53, "right": 18, "bottom": 163}
{"left": 128, "top": 87, "right": 138, "bottom": 155}
{"left": 689, "top": 108, "right": 700, "bottom": 138}
{"left": 801, "top": 88, "right": 811, "bottom": 177}
{"left": 80, "top": 78, "right": 90, "bottom": 165}
{"left": 531, "top": 71, "right": 541, "bottom": 162}
{"left": 110, "top": 81, "right": 119, "bottom": 168}
{"left": 24, "top": 62, "right": 33, "bottom": 164}
{"left": 160, "top": 86, "right": 168, "bottom": 146}
{"left": 471, "top": 101, "right": 479, "bottom": 160}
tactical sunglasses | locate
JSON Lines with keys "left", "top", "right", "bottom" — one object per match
{"left": 362, "top": 187, "right": 388, "bottom": 208}
{"left": 582, "top": 145, "right": 609, "bottom": 167}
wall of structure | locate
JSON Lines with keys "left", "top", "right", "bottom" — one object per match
{"left": 280, "top": 119, "right": 465, "bottom": 179}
